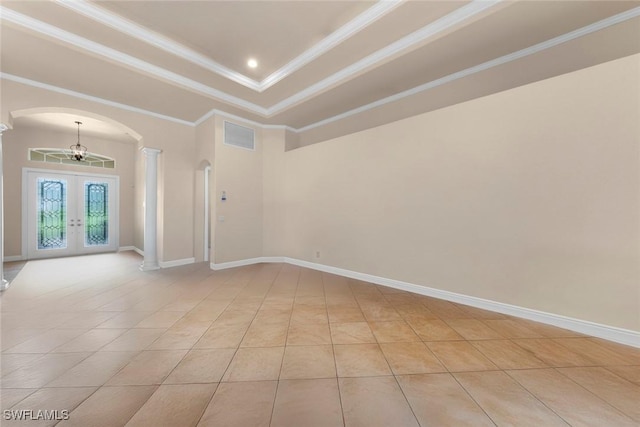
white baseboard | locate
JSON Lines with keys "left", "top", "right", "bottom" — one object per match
{"left": 121, "top": 247, "right": 192, "bottom": 269}
{"left": 210, "top": 257, "right": 283, "bottom": 270}
{"left": 3, "top": 255, "right": 25, "bottom": 262}
{"left": 211, "top": 256, "right": 640, "bottom": 348}
{"left": 159, "top": 257, "right": 195, "bottom": 268}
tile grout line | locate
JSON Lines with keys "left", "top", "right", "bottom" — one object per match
{"left": 267, "top": 264, "right": 299, "bottom": 426}
{"left": 322, "top": 271, "right": 347, "bottom": 427}
{"left": 506, "top": 367, "right": 636, "bottom": 426}
{"left": 449, "top": 372, "right": 499, "bottom": 427}
{"left": 551, "top": 366, "right": 640, "bottom": 421}
{"left": 4, "top": 259, "right": 640, "bottom": 425}
{"left": 72, "top": 265, "right": 239, "bottom": 425}
{"left": 124, "top": 263, "right": 263, "bottom": 426}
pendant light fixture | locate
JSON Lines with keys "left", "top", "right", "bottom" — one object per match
{"left": 70, "top": 120, "right": 87, "bottom": 161}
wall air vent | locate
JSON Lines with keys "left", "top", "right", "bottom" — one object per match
{"left": 224, "top": 121, "right": 255, "bottom": 151}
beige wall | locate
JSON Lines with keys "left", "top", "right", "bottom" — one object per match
{"left": 3, "top": 127, "right": 136, "bottom": 257}
{"left": 262, "top": 128, "right": 287, "bottom": 257}
{"left": 274, "top": 54, "right": 640, "bottom": 331}
{"left": 211, "top": 116, "right": 263, "bottom": 263}
{"left": 152, "top": 126, "right": 196, "bottom": 262}
{"left": 1, "top": 54, "right": 637, "bottom": 332}
{"left": 1, "top": 80, "right": 197, "bottom": 263}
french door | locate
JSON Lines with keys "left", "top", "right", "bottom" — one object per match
{"left": 26, "top": 170, "right": 118, "bottom": 259}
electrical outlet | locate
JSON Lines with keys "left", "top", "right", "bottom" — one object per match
{"left": 315, "top": 251, "right": 321, "bottom": 258}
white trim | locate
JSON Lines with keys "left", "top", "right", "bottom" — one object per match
{"left": 54, "top": 0, "right": 261, "bottom": 91}
{"left": 133, "top": 247, "right": 144, "bottom": 257}
{"left": 210, "top": 256, "right": 284, "bottom": 271}
{"left": 159, "top": 257, "right": 195, "bottom": 268}
{"left": 0, "top": 124, "right": 7, "bottom": 289}
{"left": 259, "top": 0, "right": 404, "bottom": 90}
{"left": 55, "top": 0, "right": 402, "bottom": 92}
{"left": 22, "top": 167, "right": 119, "bottom": 180}
{"left": 139, "top": 147, "right": 161, "bottom": 271}
{"left": 0, "top": 1, "right": 495, "bottom": 114}
{"left": 3, "top": 255, "right": 25, "bottom": 262}
{"left": 203, "top": 166, "right": 210, "bottom": 263}
{"left": 0, "top": 73, "right": 193, "bottom": 127}
{"left": 192, "top": 109, "right": 217, "bottom": 127}
{"left": 210, "top": 256, "right": 640, "bottom": 348}
{"left": 194, "top": 109, "right": 295, "bottom": 132}
{"left": 1, "top": 73, "right": 293, "bottom": 133}
{"left": 118, "top": 245, "right": 136, "bottom": 252}
{"left": 21, "top": 169, "right": 28, "bottom": 261}
{"left": 297, "top": 5, "right": 640, "bottom": 131}
{"left": 3, "top": 6, "right": 639, "bottom": 135}
{"left": 269, "top": 0, "right": 501, "bottom": 114}
{"left": 0, "top": 7, "right": 267, "bottom": 116}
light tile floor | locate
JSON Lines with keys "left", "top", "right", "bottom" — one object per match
{"left": 1, "top": 252, "right": 639, "bottom": 426}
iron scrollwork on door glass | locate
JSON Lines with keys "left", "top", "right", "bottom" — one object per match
{"left": 37, "top": 178, "right": 67, "bottom": 250}
{"left": 85, "top": 182, "right": 109, "bottom": 246}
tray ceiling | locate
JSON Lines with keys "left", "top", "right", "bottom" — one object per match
{"left": 1, "top": 0, "right": 639, "bottom": 143}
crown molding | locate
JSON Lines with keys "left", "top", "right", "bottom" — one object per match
{"left": 0, "top": 72, "right": 194, "bottom": 126}
{"left": 194, "top": 108, "right": 295, "bottom": 132}
{"left": 297, "top": 5, "right": 640, "bottom": 132}
{"left": 55, "top": 0, "right": 403, "bottom": 93}
{"left": 0, "top": 72, "right": 295, "bottom": 132}
{"left": 268, "top": 0, "right": 502, "bottom": 114}
{"left": 3, "top": 6, "right": 639, "bottom": 136}
{"left": 0, "top": 6, "right": 268, "bottom": 116}
{"left": 0, "top": 1, "right": 498, "bottom": 117}
{"left": 259, "top": 0, "right": 404, "bottom": 90}
{"left": 54, "top": 0, "right": 261, "bottom": 91}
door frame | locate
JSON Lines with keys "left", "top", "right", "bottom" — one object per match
{"left": 21, "top": 167, "right": 120, "bottom": 260}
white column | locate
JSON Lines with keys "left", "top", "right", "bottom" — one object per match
{"left": 203, "top": 165, "right": 210, "bottom": 262}
{"left": 0, "top": 124, "right": 9, "bottom": 291}
{"left": 140, "top": 147, "right": 162, "bottom": 271}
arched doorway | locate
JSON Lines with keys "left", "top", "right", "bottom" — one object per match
{"left": 5, "top": 108, "right": 141, "bottom": 262}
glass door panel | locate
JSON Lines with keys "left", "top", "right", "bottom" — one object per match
{"left": 27, "top": 171, "right": 118, "bottom": 259}
{"left": 84, "top": 181, "right": 109, "bottom": 247}
{"left": 77, "top": 176, "right": 117, "bottom": 254}
{"left": 37, "top": 178, "right": 68, "bottom": 250}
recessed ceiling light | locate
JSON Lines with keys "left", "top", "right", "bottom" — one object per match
{"left": 247, "top": 58, "right": 258, "bottom": 69}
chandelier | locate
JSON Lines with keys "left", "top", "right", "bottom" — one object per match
{"left": 70, "top": 121, "right": 88, "bottom": 161}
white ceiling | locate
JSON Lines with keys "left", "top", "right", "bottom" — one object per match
{"left": 1, "top": 0, "right": 639, "bottom": 144}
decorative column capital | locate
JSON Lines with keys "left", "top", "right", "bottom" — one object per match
{"left": 0, "top": 124, "right": 8, "bottom": 134}
{"left": 140, "top": 147, "right": 162, "bottom": 156}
